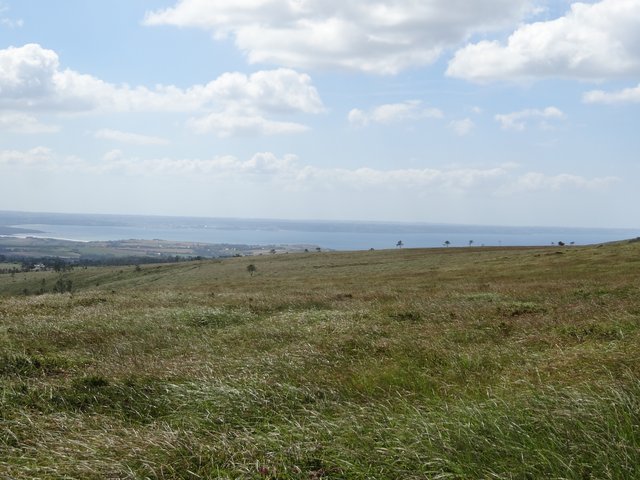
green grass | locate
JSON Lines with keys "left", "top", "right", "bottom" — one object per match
{"left": 0, "top": 262, "right": 22, "bottom": 270}
{"left": 1, "top": 243, "right": 640, "bottom": 478}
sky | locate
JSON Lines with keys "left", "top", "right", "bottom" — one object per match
{"left": 0, "top": 0, "right": 639, "bottom": 228}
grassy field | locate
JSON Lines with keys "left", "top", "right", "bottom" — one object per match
{"left": 1, "top": 243, "right": 640, "bottom": 479}
{"left": 0, "top": 262, "right": 22, "bottom": 270}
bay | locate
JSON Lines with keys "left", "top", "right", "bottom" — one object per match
{"left": 6, "top": 213, "right": 638, "bottom": 251}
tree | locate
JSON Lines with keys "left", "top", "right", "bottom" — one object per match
{"left": 444, "top": 240, "right": 451, "bottom": 247}
{"left": 396, "top": 240, "right": 403, "bottom": 248}
{"left": 246, "top": 264, "right": 257, "bottom": 276}
{"left": 53, "top": 277, "right": 72, "bottom": 293}
{"left": 468, "top": 240, "right": 474, "bottom": 247}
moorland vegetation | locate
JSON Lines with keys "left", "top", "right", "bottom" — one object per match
{"left": 1, "top": 242, "right": 640, "bottom": 478}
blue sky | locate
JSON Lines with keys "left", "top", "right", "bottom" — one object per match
{"left": 1, "top": 0, "right": 638, "bottom": 228}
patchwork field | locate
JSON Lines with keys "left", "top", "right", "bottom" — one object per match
{"left": 0, "top": 236, "right": 312, "bottom": 261}
{"left": 1, "top": 243, "right": 639, "bottom": 478}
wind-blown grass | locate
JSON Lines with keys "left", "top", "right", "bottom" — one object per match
{"left": 1, "top": 242, "right": 640, "bottom": 478}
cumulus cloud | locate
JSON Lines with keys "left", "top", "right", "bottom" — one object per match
{"left": 0, "top": 44, "right": 323, "bottom": 136}
{"left": 0, "top": 44, "right": 323, "bottom": 113}
{"left": 144, "top": 0, "right": 533, "bottom": 74}
{"left": 94, "top": 129, "right": 170, "bottom": 146}
{"left": 447, "top": 0, "right": 640, "bottom": 82}
{"left": 348, "top": 100, "right": 442, "bottom": 127}
{"left": 0, "top": 112, "right": 59, "bottom": 134}
{"left": 195, "top": 69, "right": 324, "bottom": 114}
{"left": 583, "top": 83, "right": 640, "bottom": 104}
{"left": 184, "top": 69, "right": 322, "bottom": 136}
{"left": 495, "top": 107, "right": 565, "bottom": 131}
{"left": 448, "top": 118, "right": 475, "bottom": 136}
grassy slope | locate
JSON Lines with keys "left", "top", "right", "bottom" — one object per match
{"left": 1, "top": 243, "right": 640, "bottom": 479}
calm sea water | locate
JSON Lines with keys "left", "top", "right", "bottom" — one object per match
{"left": 7, "top": 214, "right": 639, "bottom": 251}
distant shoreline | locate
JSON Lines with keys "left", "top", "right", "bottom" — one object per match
{"left": 0, "top": 236, "right": 319, "bottom": 260}
{"left": 0, "top": 226, "right": 45, "bottom": 236}
{"left": 3, "top": 234, "right": 91, "bottom": 243}
{"left": 1, "top": 211, "right": 638, "bottom": 250}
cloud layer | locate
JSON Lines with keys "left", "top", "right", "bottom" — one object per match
{"left": 1, "top": 146, "right": 618, "bottom": 196}
{"left": 144, "top": 0, "right": 533, "bottom": 74}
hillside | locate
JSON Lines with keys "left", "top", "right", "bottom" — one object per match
{"left": 1, "top": 243, "right": 640, "bottom": 478}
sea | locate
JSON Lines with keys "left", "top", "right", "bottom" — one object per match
{"left": 1, "top": 211, "right": 637, "bottom": 251}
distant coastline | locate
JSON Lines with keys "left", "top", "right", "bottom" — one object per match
{"left": 1, "top": 210, "right": 638, "bottom": 251}
{"left": 0, "top": 226, "right": 45, "bottom": 236}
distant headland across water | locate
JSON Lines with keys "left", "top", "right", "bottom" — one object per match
{"left": 0, "top": 211, "right": 637, "bottom": 251}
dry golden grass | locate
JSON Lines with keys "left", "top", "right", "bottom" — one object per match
{"left": 1, "top": 242, "right": 640, "bottom": 478}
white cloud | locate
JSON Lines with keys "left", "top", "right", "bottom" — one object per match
{"left": 0, "top": 147, "right": 54, "bottom": 166}
{"left": 1, "top": 17, "right": 22, "bottom": 28}
{"left": 103, "top": 149, "right": 124, "bottom": 163}
{"left": 583, "top": 83, "right": 640, "bottom": 104}
{"left": 94, "top": 129, "right": 170, "bottom": 146}
{"left": 99, "top": 151, "right": 301, "bottom": 177}
{"left": 449, "top": 118, "right": 475, "bottom": 136}
{"left": 187, "top": 111, "right": 309, "bottom": 137}
{"left": 300, "top": 165, "right": 509, "bottom": 192}
{"left": 447, "top": 0, "right": 640, "bottom": 82}
{"left": 0, "top": 146, "right": 86, "bottom": 174}
{"left": 0, "top": 44, "right": 323, "bottom": 113}
{"left": 1, "top": 147, "right": 619, "bottom": 197}
{"left": 495, "top": 107, "right": 565, "bottom": 131}
{"left": 0, "top": 44, "right": 323, "bottom": 136}
{"left": 183, "top": 69, "right": 323, "bottom": 136}
{"left": 0, "top": 112, "right": 59, "bottom": 134}
{"left": 0, "top": 44, "right": 59, "bottom": 104}
{"left": 0, "top": 1, "right": 22, "bottom": 28}
{"left": 348, "top": 100, "right": 442, "bottom": 127}
{"left": 144, "top": 0, "right": 533, "bottom": 74}
{"left": 500, "top": 172, "right": 619, "bottom": 194}
{"left": 207, "top": 69, "right": 324, "bottom": 114}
